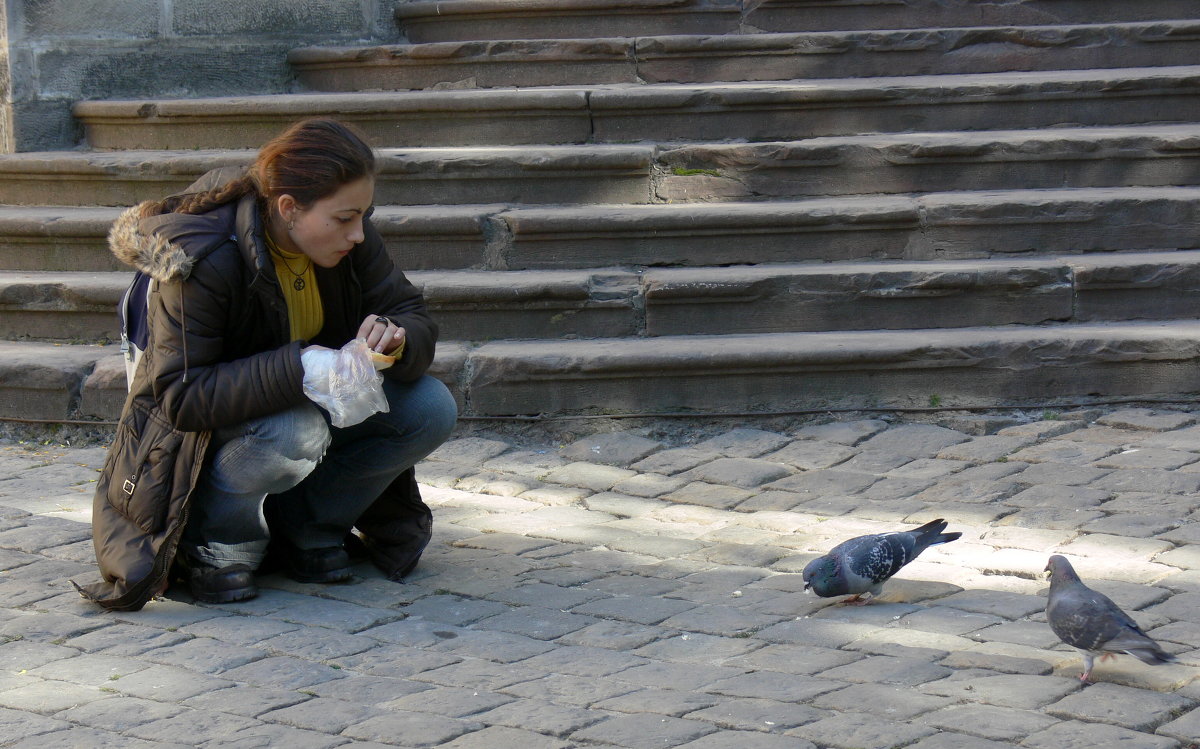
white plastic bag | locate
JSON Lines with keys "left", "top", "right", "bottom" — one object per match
{"left": 301, "top": 338, "right": 390, "bottom": 428}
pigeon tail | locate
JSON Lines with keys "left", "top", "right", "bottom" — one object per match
{"left": 1117, "top": 639, "right": 1177, "bottom": 667}
{"left": 911, "top": 518, "right": 962, "bottom": 550}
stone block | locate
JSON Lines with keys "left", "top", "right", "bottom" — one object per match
{"left": 917, "top": 672, "right": 1080, "bottom": 710}
{"left": 1091, "top": 467, "right": 1200, "bottom": 495}
{"left": 937, "top": 435, "right": 1034, "bottom": 463}
{"left": 1158, "top": 706, "right": 1200, "bottom": 744}
{"left": 1020, "top": 719, "right": 1178, "bottom": 749}
{"left": 560, "top": 431, "right": 662, "bottom": 467}
{"left": 660, "top": 482, "right": 753, "bottom": 510}
{"left": 1081, "top": 513, "right": 1181, "bottom": 538}
{"left": 1003, "top": 484, "right": 1110, "bottom": 509}
{"left": 790, "top": 712, "right": 935, "bottom": 749}
{"left": 1044, "top": 682, "right": 1194, "bottom": 732}
{"left": 342, "top": 711, "right": 480, "bottom": 746}
{"left": 37, "top": 42, "right": 293, "bottom": 100}
{"left": 816, "top": 655, "right": 952, "bottom": 687}
{"left": 172, "top": 0, "right": 368, "bottom": 36}
{"left": 1056, "top": 533, "right": 1174, "bottom": 561}
{"left": 20, "top": 0, "right": 160, "bottom": 37}
{"left": 761, "top": 440, "right": 856, "bottom": 470}
{"left": 999, "top": 506, "right": 1105, "bottom": 531}
{"left": 1097, "top": 408, "right": 1198, "bottom": 432}
{"left": 78, "top": 354, "right": 128, "bottom": 420}
{"left": 570, "top": 712, "right": 717, "bottom": 748}
{"left": 811, "top": 682, "right": 955, "bottom": 719}
{"left": 670, "top": 729, "right": 815, "bottom": 749}
{"left": 693, "top": 428, "right": 791, "bottom": 458}
{"left": 857, "top": 424, "right": 971, "bottom": 458}
{"left": 471, "top": 698, "right": 605, "bottom": 738}
{"left": 1093, "top": 447, "right": 1199, "bottom": 471}
{"left": 1138, "top": 423, "right": 1200, "bottom": 451}
{"left": 680, "top": 457, "right": 793, "bottom": 489}
{"left": 632, "top": 447, "right": 723, "bottom": 476}
{"left": 918, "top": 704, "right": 1058, "bottom": 741}
{"left": 685, "top": 698, "right": 829, "bottom": 733}
{"left": 794, "top": 419, "right": 889, "bottom": 445}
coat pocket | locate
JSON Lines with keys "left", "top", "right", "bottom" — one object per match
{"left": 105, "top": 403, "right": 185, "bottom": 535}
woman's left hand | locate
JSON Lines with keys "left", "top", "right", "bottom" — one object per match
{"left": 358, "top": 314, "right": 407, "bottom": 354}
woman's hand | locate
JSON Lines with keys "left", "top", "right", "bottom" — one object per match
{"left": 358, "top": 314, "right": 407, "bottom": 354}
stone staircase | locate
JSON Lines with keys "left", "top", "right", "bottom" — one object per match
{"left": 2, "top": 0, "right": 1200, "bottom": 423}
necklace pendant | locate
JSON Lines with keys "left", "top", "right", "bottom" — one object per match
{"left": 293, "top": 277, "right": 305, "bottom": 291}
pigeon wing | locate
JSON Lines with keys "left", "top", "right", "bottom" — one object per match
{"left": 840, "top": 533, "right": 913, "bottom": 585}
{"left": 1047, "top": 583, "right": 1142, "bottom": 652}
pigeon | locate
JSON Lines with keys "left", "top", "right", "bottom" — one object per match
{"left": 802, "top": 518, "right": 961, "bottom": 604}
{"left": 1044, "top": 554, "right": 1176, "bottom": 682}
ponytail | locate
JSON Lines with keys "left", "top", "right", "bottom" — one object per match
{"left": 140, "top": 174, "right": 257, "bottom": 219}
{"left": 139, "top": 118, "right": 375, "bottom": 219}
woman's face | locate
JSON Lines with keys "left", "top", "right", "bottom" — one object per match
{"left": 283, "top": 176, "right": 375, "bottom": 268}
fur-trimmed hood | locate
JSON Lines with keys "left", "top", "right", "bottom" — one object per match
{"left": 107, "top": 202, "right": 196, "bottom": 283}
{"left": 108, "top": 167, "right": 254, "bottom": 283}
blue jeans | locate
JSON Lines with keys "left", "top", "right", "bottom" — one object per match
{"left": 181, "top": 374, "right": 457, "bottom": 568}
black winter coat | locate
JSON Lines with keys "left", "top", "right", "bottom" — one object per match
{"left": 78, "top": 171, "right": 438, "bottom": 610}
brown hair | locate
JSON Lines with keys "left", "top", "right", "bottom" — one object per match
{"left": 143, "top": 118, "right": 376, "bottom": 217}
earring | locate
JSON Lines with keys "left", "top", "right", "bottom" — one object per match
{"left": 287, "top": 219, "right": 294, "bottom": 231}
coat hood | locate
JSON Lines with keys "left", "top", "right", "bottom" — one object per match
{"left": 108, "top": 167, "right": 254, "bottom": 283}
{"left": 108, "top": 202, "right": 196, "bottom": 283}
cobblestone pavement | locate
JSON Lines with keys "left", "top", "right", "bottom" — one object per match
{"left": 0, "top": 406, "right": 1198, "bottom": 748}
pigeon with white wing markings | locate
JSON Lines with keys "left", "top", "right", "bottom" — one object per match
{"left": 1044, "top": 554, "right": 1176, "bottom": 683}
{"left": 802, "top": 518, "right": 961, "bottom": 604}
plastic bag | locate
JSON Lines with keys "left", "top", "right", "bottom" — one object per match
{"left": 301, "top": 338, "right": 390, "bottom": 428}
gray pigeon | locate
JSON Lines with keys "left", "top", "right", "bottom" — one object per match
{"left": 802, "top": 518, "right": 961, "bottom": 604}
{"left": 1044, "top": 554, "right": 1176, "bottom": 682}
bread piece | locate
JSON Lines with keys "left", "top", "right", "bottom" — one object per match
{"left": 368, "top": 350, "right": 395, "bottom": 370}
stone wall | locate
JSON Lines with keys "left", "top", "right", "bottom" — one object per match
{"left": 1, "top": 0, "right": 407, "bottom": 152}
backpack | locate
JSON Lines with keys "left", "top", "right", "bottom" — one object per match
{"left": 118, "top": 271, "right": 153, "bottom": 391}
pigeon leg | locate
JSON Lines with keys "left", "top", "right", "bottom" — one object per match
{"left": 841, "top": 592, "right": 874, "bottom": 606}
{"left": 1079, "top": 652, "right": 1095, "bottom": 683}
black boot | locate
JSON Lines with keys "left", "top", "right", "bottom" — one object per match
{"left": 284, "top": 545, "right": 353, "bottom": 584}
{"left": 176, "top": 556, "right": 258, "bottom": 603}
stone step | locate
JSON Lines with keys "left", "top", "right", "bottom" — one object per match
{"left": 392, "top": 0, "right": 1197, "bottom": 42}
{"left": 656, "top": 124, "right": 1200, "bottom": 202}
{"left": 0, "top": 340, "right": 122, "bottom": 422}
{"left": 0, "top": 145, "right": 654, "bottom": 207}
{"left": 0, "top": 271, "right": 127, "bottom": 342}
{"left": 6, "top": 125, "right": 1200, "bottom": 207}
{"left": 454, "top": 320, "right": 1200, "bottom": 416}
{"left": 5, "top": 187, "right": 1200, "bottom": 273}
{"left": 639, "top": 250, "right": 1200, "bottom": 336}
{"left": 394, "top": 0, "right": 743, "bottom": 43}
{"left": 19, "top": 319, "right": 1200, "bottom": 422}
{"left": 0, "top": 204, "right": 498, "bottom": 273}
{"left": 293, "top": 22, "right": 1200, "bottom": 91}
{"left": 73, "top": 66, "right": 1200, "bottom": 149}
{"left": 0, "top": 206, "right": 129, "bottom": 273}
{"left": 8, "top": 250, "right": 1200, "bottom": 343}
{"left": 492, "top": 187, "right": 1200, "bottom": 268}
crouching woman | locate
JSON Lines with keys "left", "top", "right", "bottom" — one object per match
{"left": 77, "top": 117, "right": 458, "bottom": 610}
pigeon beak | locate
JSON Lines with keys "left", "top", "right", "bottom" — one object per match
{"left": 803, "top": 583, "right": 812, "bottom": 594}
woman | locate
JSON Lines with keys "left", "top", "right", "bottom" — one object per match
{"left": 78, "top": 118, "right": 458, "bottom": 610}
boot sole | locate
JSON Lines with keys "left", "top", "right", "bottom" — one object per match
{"left": 286, "top": 567, "right": 353, "bottom": 584}
{"left": 191, "top": 584, "right": 259, "bottom": 604}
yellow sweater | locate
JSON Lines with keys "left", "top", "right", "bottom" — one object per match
{"left": 265, "top": 232, "right": 323, "bottom": 342}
